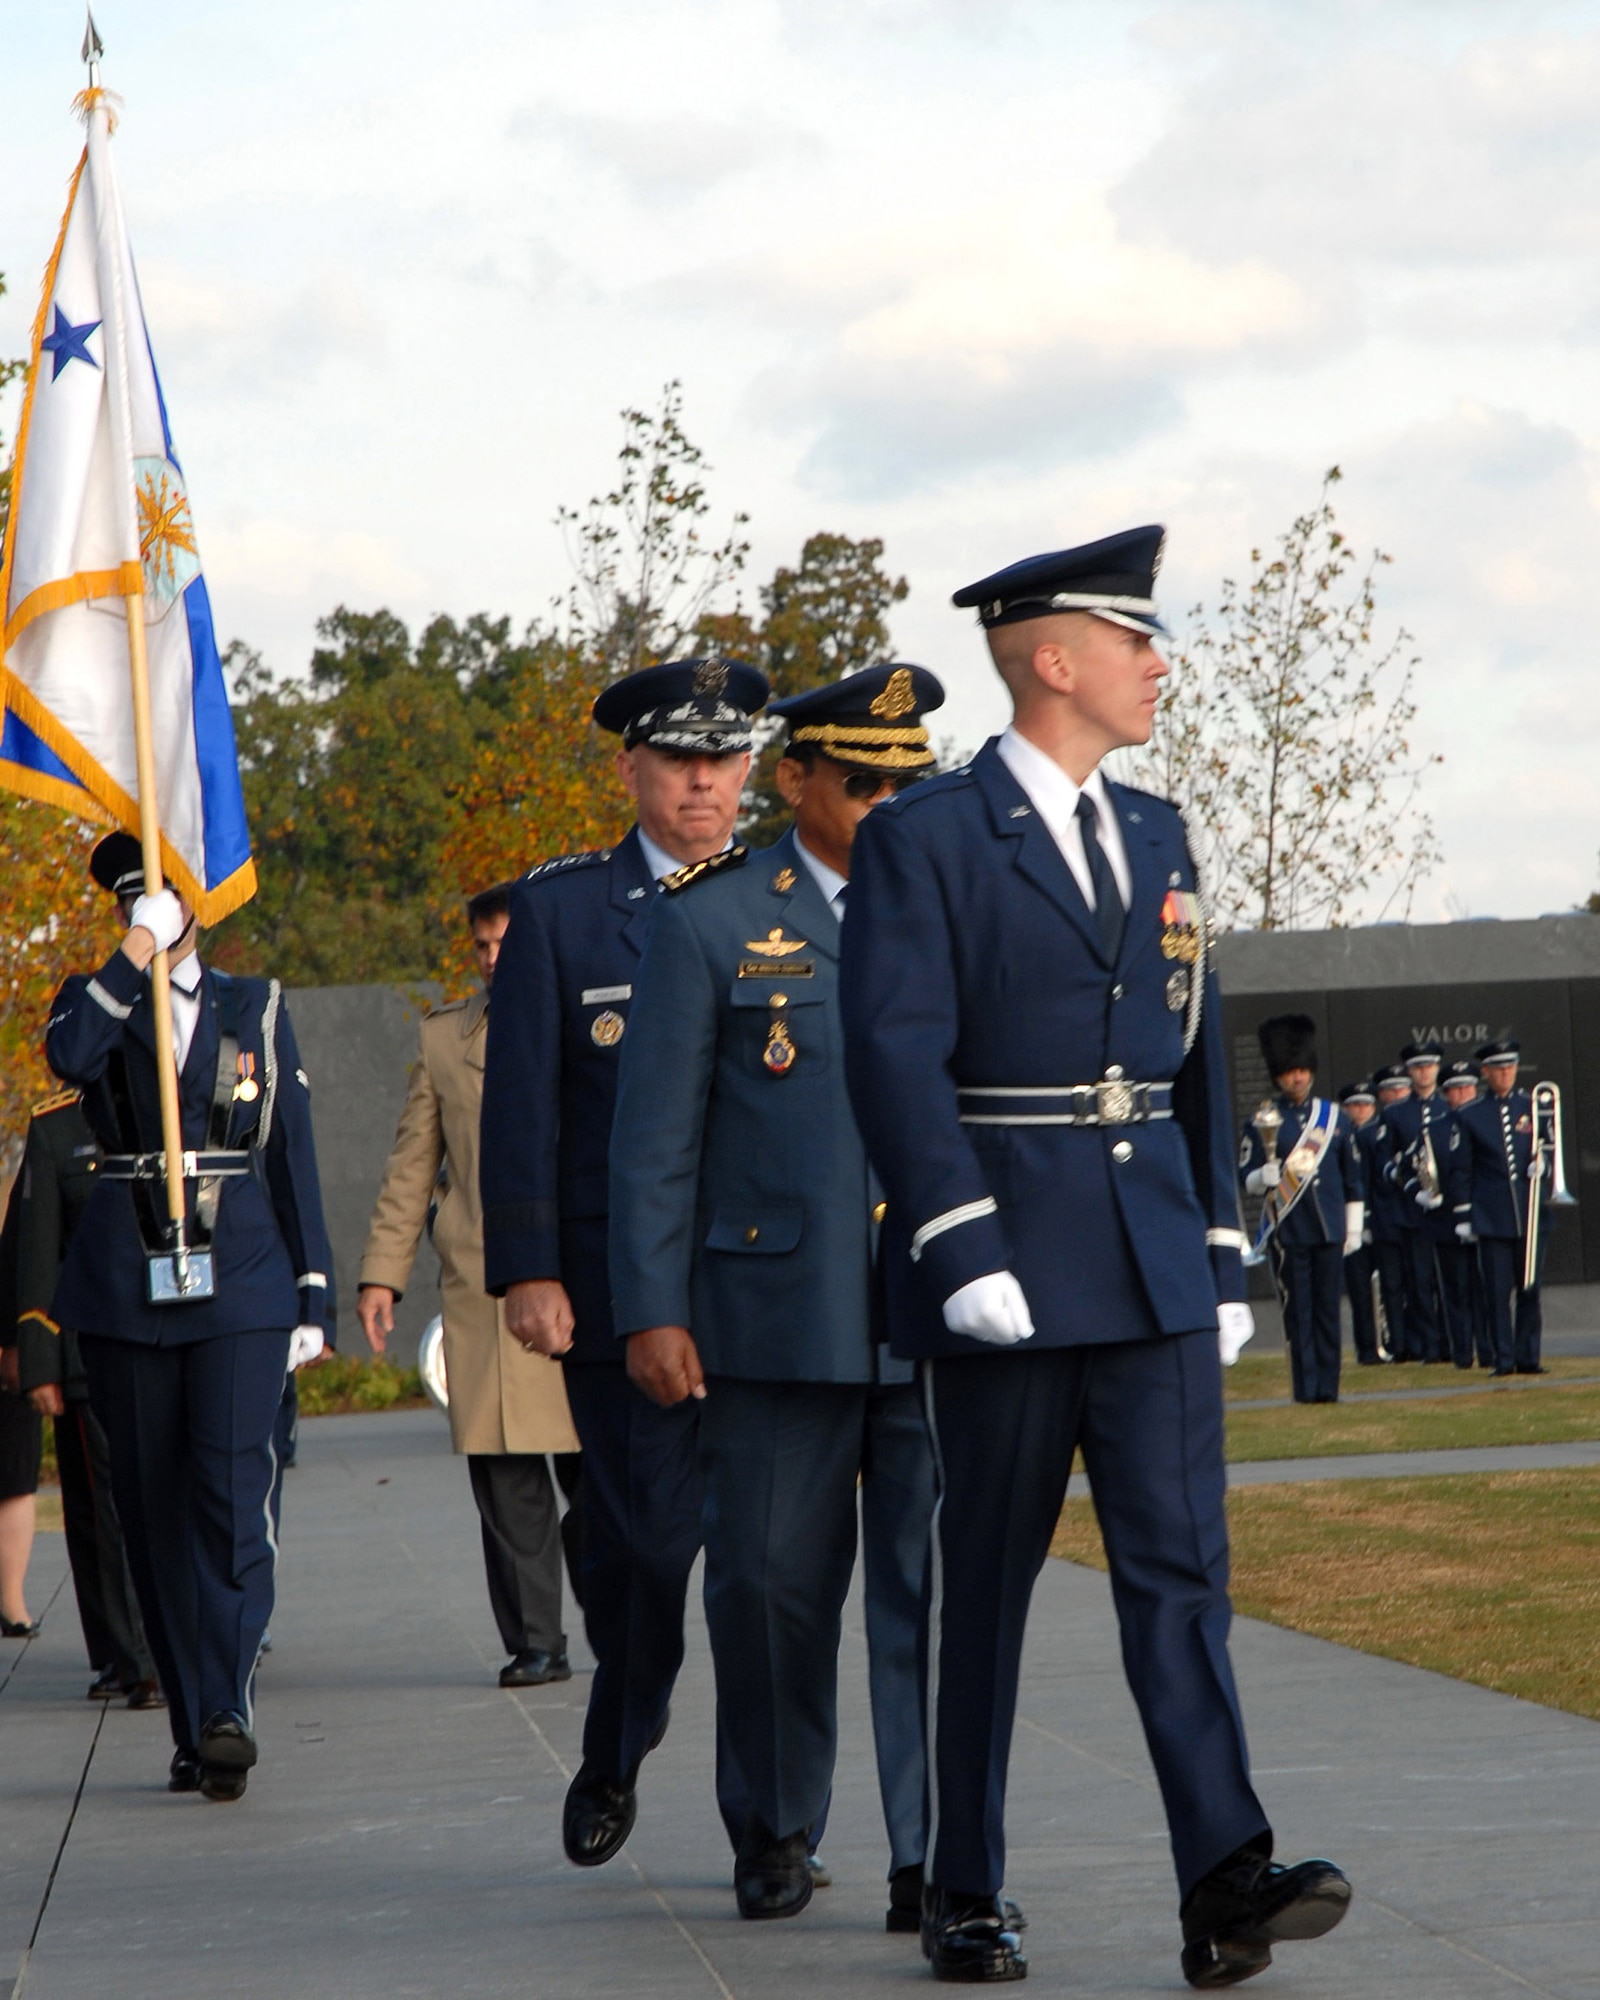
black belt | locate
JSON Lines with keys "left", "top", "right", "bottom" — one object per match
{"left": 100, "top": 1150, "right": 255, "bottom": 1181}
{"left": 956, "top": 1079, "right": 1174, "bottom": 1127}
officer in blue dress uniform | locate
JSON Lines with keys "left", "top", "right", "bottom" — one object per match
{"left": 1438, "top": 1058, "right": 1492, "bottom": 1368}
{"left": 609, "top": 664, "right": 941, "bottom": 1930}
{"left": 480, "top": 659, "right": 766, "bottom": 1869}
{"left": 1360, "top": 1064, "right": 1414, "bottom": 1360}
{"left": 45, "top": 833, "right": 334, "bottom": 1800}
{"left": 1446, "top": 1041, "right": 1552, "bottom": 1375}
{"left": 840, "top": 529, "right": 1350, "bottom": 1987}
{"left": 1381, "top": 1041, "right": 1453, "bottom": 1362}
{"left": 1335, "top": 1081, "right": 1383, "bottom": 1364}
{"left": 1239, "top": 1018, "right": 1363, "bottom": 1404}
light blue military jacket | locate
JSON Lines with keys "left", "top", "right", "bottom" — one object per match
{"left": 608, "top": 828, "right": 906, "bottom": 1385}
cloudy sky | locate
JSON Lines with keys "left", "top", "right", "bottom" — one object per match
{"left": 3, "top": 0, "right": 1599, "bottom": 922}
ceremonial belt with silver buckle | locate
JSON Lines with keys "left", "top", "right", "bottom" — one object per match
{"left": 956, "top": 1080, "right": 1174, "bottom": 1127}
{"left": 101, "top": 1150, "right": 255, "bottom": 1181}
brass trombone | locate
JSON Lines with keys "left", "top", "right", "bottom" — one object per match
{"left": 1524, "top": 1081, "right": 1578, "bottom": 1289}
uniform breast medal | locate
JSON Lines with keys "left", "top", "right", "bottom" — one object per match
{"left": 763, "top": 993, "right": 797, "bottom": 1075}
{"left": 232, "top": 1051, "right": 260, "bottom": 1102}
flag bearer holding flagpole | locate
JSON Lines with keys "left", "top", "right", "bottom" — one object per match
{"left": 3, "top": 23, "right": 333, "bottom": 1802}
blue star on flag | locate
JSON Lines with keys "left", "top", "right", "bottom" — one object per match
{"left": 40, "top": 305, "right": 102, "bottom": 381}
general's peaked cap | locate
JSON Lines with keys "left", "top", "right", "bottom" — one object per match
{"left": 592, "top": 658, "right": 768, "bottom": 753}
{"left": 769, "top": 663, "right": 944, "bottom": 772}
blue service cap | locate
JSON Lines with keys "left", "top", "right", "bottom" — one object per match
{"left": 592, "top": 657, "right": 769, "bottom": 753}
{"left": 1444, "top": 1057, "right": 1481, "bottom": 1086}
{"left": 769, "top": 664, "right": 944, "bottom": 773}
{"left": 90, "top": 830, "right": 146, "bottom": 899}
{"left": 1475, "top": 1039, "right": 1520, "bottom": 1068}
{"left": 1338, "top": 1080, "right": 1376, "bottom": 1106}
{"left": 952, "top": 525, "right": 1169, "bottom": 636}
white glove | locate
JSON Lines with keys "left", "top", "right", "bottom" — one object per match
{"left": 287, "top": 1325, "right": 325, "bottom": 1370}
{"left": 943, "top": 1271, "right": 1035, "bottom": 1346}
{"left": 1456, "top": 1222, "right": 1476, "bottom": 1243}
{"left": 1414, "top": 1188, "right": 1443, "bottom": 1211}
{"left": 1343, "top": 1202, "right": 1364, "bottom": 1257}
{"left": 1218, "top": 1302, "right": 1255, "bottom": 1366}
{"left": 129, "top": 888, "right": 184, "bottom": 952}
{"left": 1245, "top": 1160, "right": 1282, "bottom": 1195}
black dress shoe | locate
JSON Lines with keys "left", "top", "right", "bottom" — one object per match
{"left": 1180, "top": 1845, "right": 1351, "bottom": 1988}
{"left": 197, "top": 1710, "right": 258, "bottom": 1802}
{"left": 168, "top": 1748, "right": 202, "bottom": 1793}
{"left": 126, "top": 1678, "right": 167, "bottom": 1710}
{"left": 88, "top": 1665, "right": 121, "bottom": 1700}
{"left": 563, "top": 1762, "right": 637, "bottom": 1867}
{"left": 498, "top": 1647, "right": 572, "bottom": 1688}
{"left": 734, "top": 1818, "right": 813, "bottom": 1921}
{"left": 888, "top": 1862, "right": 923, "bottom": 1933}
{"left": 921, "top": 1886, "right": 1027, "bottom": 1981}
{"left": 1517, "top": 1364, "right": 1549, "bottom": 1375}
{"left": 0, "top": 1615, "right": 40, "bottom": 1639}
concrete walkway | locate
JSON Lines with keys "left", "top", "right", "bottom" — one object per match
{"left": 1231, "top": 1438, "right": 1600, "bottom": 1486}
{"left": 4, "top": 1409, "right": 1599, "bottom": 1999}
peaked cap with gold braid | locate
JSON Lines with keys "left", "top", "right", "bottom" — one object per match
{"left": 768, "top": 663, "right": 944, "bottom": 773}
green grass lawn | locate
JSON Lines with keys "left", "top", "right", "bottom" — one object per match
{"left": 1053, "top": 1468, "right": 1600, "bottom": 1721}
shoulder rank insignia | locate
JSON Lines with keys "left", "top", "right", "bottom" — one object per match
{"left": 30, "top": 1086, "right": 81, "bottom": 1118}
{"left": 1160, "top": 888, "right": 1203, "bottom": 966}
{"left": 770, "top": 866, "right": 797, "bottom": 894}
{"left": 661, "top": 845, "right": 749, "bottom": 895}
{"left": 525, "top": 848, "right": 612, "bottom": 884}
{"left": 744, "top": 927, "right": 808, "bottom": 958}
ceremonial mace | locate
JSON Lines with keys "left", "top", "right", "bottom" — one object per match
{"left": 1240, "top": 1098, "right": 1283, "bottom": 1268}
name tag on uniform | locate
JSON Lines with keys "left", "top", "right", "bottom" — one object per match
{"left": 737, "top": 961, "right": 814, "bottom": 979}
{"left": 581, "top": 985, "right": 632, "bottom": 1004}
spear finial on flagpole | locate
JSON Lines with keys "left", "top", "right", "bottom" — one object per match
{"left": 82, "top": 9, "right": 104, "bottom": 85}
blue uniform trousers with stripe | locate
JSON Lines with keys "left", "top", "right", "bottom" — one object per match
{"left": 922, "top": 1331, "right": 1268, "bottom": 1902}
{"left": 80, "top": 1330, "right": 290, "bottom": 1754}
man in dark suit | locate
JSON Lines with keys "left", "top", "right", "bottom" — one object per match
{"left": 840, "top": 529, "right": 1350, "bottom": 1987}
{"left": 1359, "top": 1064, "right": 1414, "bottom": 1360}
{"left": 1239, "top": 1018, "right": 1362, "bottom": 1404}
{"left": 1447, "top": 1040, "right": 1553, "bottom": 1375}
{"left": 1380, "top": 1041, "right": 1452, "bottom": 1362}
{"left": 609, "top": 665, "right": 942, "bottom": 1929}
{"left": 1336, "top": 1081, "right": 1384, "bottom": 1364}
{"left": 481, "top": 659, "right": 766, "bottom": 1869}
{"left": 12, "top": 1087, "right": 159, "bottom": 1703}
{"left": 45, "top": 833, "right": 334, "bottom": 1800}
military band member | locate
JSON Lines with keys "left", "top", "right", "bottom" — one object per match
{"left": 12, "top": 1087, "right": 159, "bottom": 1702}
{"left": 609, "top": 665, "right": 941, "bottom": 1928}
{"left": 1446, "top": 1041, "right": 1552, "bottom": 1376}
{"left": 1239, "top": 1018, "right": 1362, "bottom": 1405}
{"left": 480, "top": 660, "right": 765, "bottom": 1868}
{"left": 45, "top": 833, "right": 334, "bottom": 1801}
{"left": 840, "top": 529, "right": 1350, "bottom": 1987}
{"left": 1335, "top": 1081, "right": 1383, "bottom": 1365}
{"left": 1438, "top": 1058, "right": 1491, "bottom": 1369}
{"left": 1381, "top": 1042, "right": 1451, "bottom": 1363}
{"left": 1360, "top": 1064, "right": 1414, "bottom": 1361}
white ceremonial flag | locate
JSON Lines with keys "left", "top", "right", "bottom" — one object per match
{"left": 0, "top": 73, "right": 255, "bottom": 921}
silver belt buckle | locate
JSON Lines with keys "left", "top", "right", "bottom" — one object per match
{"left": 1096, "top": 1079, "right": 1137, "bottom": 1125}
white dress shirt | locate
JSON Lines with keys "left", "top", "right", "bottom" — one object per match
{"left": 162, "top": 952, "right": 203, "bottom": 1070}
{"left": 996, "top": 726, "right": 1132, "bottom": 912}
{"left": 638, "top": 830, "right": 735, "bottom": 884}
{"left": 794, "top": 833, "right": 849, "bottom": 921}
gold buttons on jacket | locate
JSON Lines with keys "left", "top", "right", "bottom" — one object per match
{"left": 872, "top": 1202, "right": 887, "bottom": 1225}
{"left": 744, "top": 1226, "right": 760, "bottom": 1244}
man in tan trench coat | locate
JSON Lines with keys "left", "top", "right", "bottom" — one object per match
{"left": 358, "top": 885, "right": 581, "bottom": 1687}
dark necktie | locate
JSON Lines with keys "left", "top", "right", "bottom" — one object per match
{"left": 1075, "top": 792, "right": 1124, "bottom": 963}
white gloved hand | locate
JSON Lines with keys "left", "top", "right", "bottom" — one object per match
{"left": 287, "top": 1325, "right": 325, "bottom": 1370}
{"left": 942, "top": 1271, "right": 1035, "bottom": 1346}
{"left": 1245, "top": 1160, "right": 1282, "bottom": 1195}
{"left": 1455, "top": 1222, "right": 1476, "bottom": 1243}
{"left": 128, "top": 888, "right": 184, "bottom": 952}
{"left": 1343, "top": 1202, "right": 1364, "bottom": 1257}
{"left": 1414, "top": 1188, "right": 1443, "bottom": 1211}
{"left": 1218, "top": 1302, "right": 1255, "bottom": 1366}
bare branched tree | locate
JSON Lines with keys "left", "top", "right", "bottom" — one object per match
{"left": 1116, "top": 469, "right": 1442, "bottom": 931}
{"left": 557, "top": 380, "right": 750, "bottom": 680}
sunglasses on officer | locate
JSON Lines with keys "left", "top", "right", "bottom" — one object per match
{"left": 837, "top": 766, "right": 929, "bottom": 801}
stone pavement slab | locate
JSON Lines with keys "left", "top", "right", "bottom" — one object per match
{"left": 1231, "top": 1438, "right": 1600, "bottom": 1485}
{"left": 4, "top": 1409, "right": 1599, "bottom": 1999}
